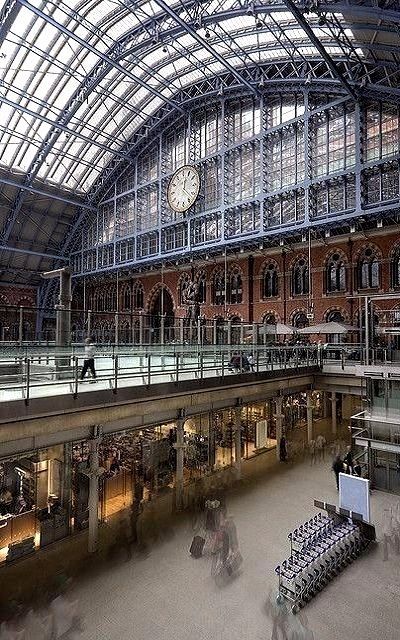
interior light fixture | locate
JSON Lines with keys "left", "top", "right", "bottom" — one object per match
{"left": 377, "top": 219, "right": 383, "bottom": 228}
{"left": 205, "top": 29, "right": 211, "bottom": 38}
{"left": 162, "top": 44, "right": 168, "bottom": 53}
{"left": 350, "top": 224, "right": 356, "bottom": 233}
{"left": 325, "top": 229, "right": 330, "bottom": 238}
{"left": 318, "top": 14, "right": 326, "bottom": 26}
{"left": 255, "top": 18, "right": 263, "bottom": 29}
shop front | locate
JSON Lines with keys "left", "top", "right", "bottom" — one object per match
{"left": 0, "top": 445, "right": 70, "bottom": 563}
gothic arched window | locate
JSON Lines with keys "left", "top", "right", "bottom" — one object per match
{"left": 121, "top": 285, "right": 131, "bottom": 311}
{"left": 133, "top": 282, "right": 144, "bottom": 309}
{"left": 179, "top": 274, "right": 190, "bottom": 305}
{"left": 293, "top": 312, "right": 309, "bottom": 329}
{"left": 197, "top": 272, "right": 207, "bottom": 304}
{"left": 292, "top": 259, "right": 309, "bottom": 296}
{"left": 213, "top": 271, "right": 225, "bottom": 305}
{"left": 326, "top": 254, "right": 346, "bottom": 293}
{"left": 391, "top": 248, "right": 400, "bottom": 288}
{"left": 358, "top": 248, "right": 380, "bottom": 289}
{"left": 228, "top": 268, "right": 242, "bottom": 304}
{"left": 263, "top": 263, "right": 279, "bottom": 298}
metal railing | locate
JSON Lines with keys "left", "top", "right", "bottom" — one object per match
{"left": 0, "top": 345, "right": 320, "bottom": 405}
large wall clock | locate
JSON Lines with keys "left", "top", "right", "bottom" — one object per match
{"left": 167, "top": 165, "right": 200, "bottom": 213}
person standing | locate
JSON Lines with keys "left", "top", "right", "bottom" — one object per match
{"left": 80, "top": 337, "right": 97, "bottom": 381}
{"left": 279, "top": 435, "right": 288, "bottom": 462}
{"left": 343, "top": 446, "right": 354, "bottom": 475}
{"left": 332, "top": 455, "right": 344, "bottom": 490}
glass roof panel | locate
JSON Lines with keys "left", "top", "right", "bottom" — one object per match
{"left": 0, "top": 0, "right": 391, "bottom": 193}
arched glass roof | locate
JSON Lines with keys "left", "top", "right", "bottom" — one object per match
{"left": 0, "top": 0, "right": 399, "bottom": 195}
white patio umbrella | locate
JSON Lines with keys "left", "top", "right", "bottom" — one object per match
{"left": 259, "top": 323, "right": 295, "bottom": 336}
{"left": 297, "top": 321, "right": 357, "bottom": 335}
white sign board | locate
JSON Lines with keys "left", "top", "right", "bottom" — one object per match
{"left": 339, "top": 473, "right": 370, "bottom": 523}
{"left": 256, "top": 420, "right": 267, "bottom": 449}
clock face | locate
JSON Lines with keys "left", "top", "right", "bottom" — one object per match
{"left": 167, "top": 165, "right": 200, "bottom": 213}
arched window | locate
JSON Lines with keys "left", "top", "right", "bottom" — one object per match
{"left": 133, "top": 282, "right": 144, "bottom": 309}
{"left": 358, "top": 248, "right": 379, "bottom": 289}
{"left": 179, "top": 274, "right": 190, "bottom": 305}
{"left": 292, "top": 259, "right": 309, "bottom": 296}
{"left": 197, "top": 272, "right": 207, "bottom": 304}
{"left": 391, "top": 248, "right": 400, "bottom": 288}
{"left": 263, "top": 263, "right": 278, "bottom": 298}
{"left": 326, "top": 254, "right": 346, "bottom": 293}
{"left": 326, "top": 309, "right": 345, "bottom": 344}
{"left": 213, "top": 271, "right": 225, "bottom": 305}
{"left": 228, "top": 268, "right": 242, "bottom": 304}
{"left": 121, "top": 285, "right": 131, "bottom": 311}
{"left": 293, "top": 312, "right": 309, "bottom": 329}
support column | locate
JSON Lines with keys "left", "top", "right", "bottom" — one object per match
{"left": 179, "top": 317, "right": 184, "bottom": 344}
{"left": 87, "top": 431, "right": 103, "bottom": 554}
{"left": 19, "top": 306, "right": 23, "bottom": 346}
{"left": 87, "top": 309, "right": 92, "bottom": 338}
{"left": 213, "top": 318, "right": 217, "bottom": 345}
{"left": 331, "top": 391, "right": 337, "bottom": 437}
{"left": 160, "top": 314, "right": 165, "bottom": 345}
{"left": 234, "top": 406, "right": 242, "bottom": 479}
{"left": 274, "top": 395, "right": 284, "bottom": 461}
{"left": 139, "top": 312, "right": 144, "bottom": 345}
{"left": 114, "top": 312, "right": 119, "bottom": 346}
{"left": 306, "top": 392, "right": 313, "bottom": 443}
{"left": 175, "top": 414, "right": 185, "bottom": 511}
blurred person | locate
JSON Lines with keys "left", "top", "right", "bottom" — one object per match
{"left": 315, "top": 434, "right": 326, "bottom": 462}
{"left": 279, "top": 436, "right": 288, "bottom": 462}
{"left": 343, "top": 446, "right": 353, "bottom": 475}
{"left": 332, "top": 455, "right": 344, "bottom": 490}
{"left": 80, "top": 337, "right": 97, "bottom": 382}
{"left": 308, "top": 439, "right": 316, "bottom": 466}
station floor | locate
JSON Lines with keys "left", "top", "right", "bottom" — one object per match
{"left": 69, "top": 455, "right": 399, "bottom": 640}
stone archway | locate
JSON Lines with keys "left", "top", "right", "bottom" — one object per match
{"left": 148, "top": 287, "right": 175, "bottom": 343}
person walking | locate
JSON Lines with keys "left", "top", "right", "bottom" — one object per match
{"left": 80, "top": 337, "right": 97, "bottom": 381}
{"left": 279, "top": 435, "right": 288, "bottom": 462}
{"left": 343, "top": 446, "right": 354, "bottom": 475}
{"left": 332, "top": 455, "right": 344, "bottom": 490}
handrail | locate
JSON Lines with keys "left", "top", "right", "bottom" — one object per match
{"left": 0, "top": 347, "right": 319, "bottom": 405}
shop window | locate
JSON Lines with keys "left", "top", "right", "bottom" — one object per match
{"left": 326, "top": 254, "right": 346, "bottom": 293}
{"left": 0, "top": 446, "right": 69, "bottom": 562}
{"left": 292, "top": 259, "right": 309, "bottom": 296}
{"left": 263, "top": 264, "right": 279, "bottom": 298}
{"left": 358, "top": 248, "right": 380, "bottom": 289}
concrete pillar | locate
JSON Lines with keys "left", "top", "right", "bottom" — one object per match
{"left": 306, "top": 392, "right": 313, "bottom": 443}
{"left": 274, "top": 396, "right": 284, "bottom": 461}
{"left": 197, "top": 317, "right": 202, "bottom": 346}
{"left": 179, "top": 317, "right": 184, "bottom": 344}
{"left": 87, "top": 434, "right": 102, "bottom": 553}
{"left": 227, "top": 320, "right": 232, "bottom": 346}
{"left": 234, "top": 406, "right": 242, "bottom": 479}
{"left": 175, "top": 417, "right": 185, "bottom": 511}
{"left": 213, "top": 319, "right": 217, "bottom": 345}
{"left": 331, "top": 391, "right": 337, "bottom": 437}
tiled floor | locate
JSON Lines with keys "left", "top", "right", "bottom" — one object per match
{"left": 69, "top": 455, "right": 400, "bottom": 640}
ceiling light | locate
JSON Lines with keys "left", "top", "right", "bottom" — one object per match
{"left": 255, "top": 18, "right": 263, "bottom": 29}
{"left": 205, "top": 29, "right": 211, "bottom": 39}
{"left": 162, "top": 44, "right": 168, "bottom": 53}
{"left": 318, "top": 15, "right": 326, "bottom": 26}
{"left": 377, "top": 219, "right": 383, "bottom": 228}
{"left": 350, "top": 224, "right": 356, "bottom": 233}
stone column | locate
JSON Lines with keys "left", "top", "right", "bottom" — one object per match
{"left": 213, "top": 318, "right": 217, "bottom": 345}
{"left": 19, "top": 306, "right": 24, "bottom": 345}
{"left": 227, "top": 319, "right": 232, "bottom": 346}
{"left": 87, "top": 433, "right": 102, "bottom": 553}
{"left": 174, "top": 416, "right": 185, "bottom": 511}
{"left": 274, "top": 395, "right": 284, "bottom": 461}
{"left": 306, "top": 392, "right": 313, "bottom": 443}
{"left": 234, "top": 406, "right": 242, "bottom": 479}
{"left": 331, "top": 391, "right": 337, "bottom": 437}
{"left": 179, "top": 317, "right": 184, "bottom": 344}
{"left": 160, "top": 314, "right": 165, "bottom": 345}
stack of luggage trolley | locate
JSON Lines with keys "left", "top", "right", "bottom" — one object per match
{"left": 275, "top": 503, "right": 375, "bottom": 614}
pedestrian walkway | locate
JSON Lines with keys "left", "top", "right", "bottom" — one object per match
{"left": 58, "top": 456, "right": 398, "bottom": 640}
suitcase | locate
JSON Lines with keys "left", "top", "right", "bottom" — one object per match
{"left": 190, "top": 535, "right": 205, "bottom": 558}
{"left": 226, "top": 550, "right": 243, "bottom": 575}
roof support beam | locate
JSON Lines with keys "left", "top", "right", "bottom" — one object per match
{"left": 0, "top": 176, "right": 96, "bottom": 211}
{"left": 153, "top": 0, "right": 258, "bottom": 96}
{"left": 281, "top": 0, "right": 358, "bottom": 100}
{"left": 0, "top": 246, "right": 68, "bottom": 260}
{"left": 16, "top": 0, "right": 184, "bottom": 114}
